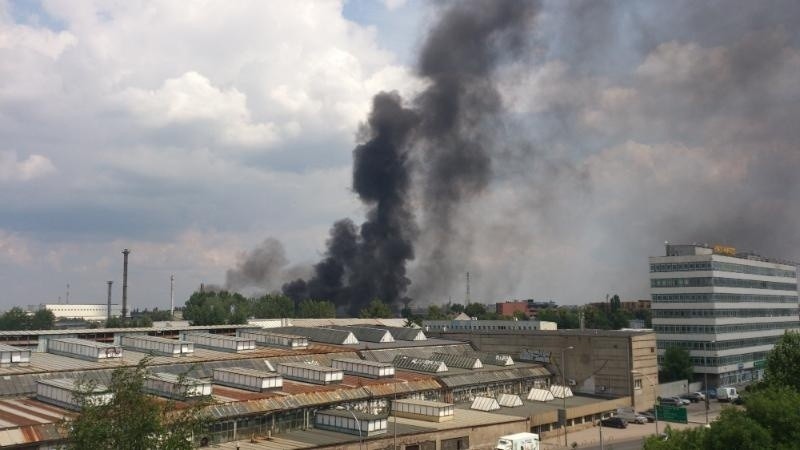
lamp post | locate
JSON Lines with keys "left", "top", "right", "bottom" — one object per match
{"left": 704, "top": 340, "right": 715, "bottom": 425}
{"left": 561, "top": 346, "right": 574, "bottom": 447}
{"left": 631, "top": 370, "right": 658, "bottom": 436}
{"left": 336, "top": 406, "right": 363, "bottom": 450}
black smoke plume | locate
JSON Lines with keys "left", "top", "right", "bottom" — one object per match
{"left": 282, "top": 0, "right": 538, "bottom": 314}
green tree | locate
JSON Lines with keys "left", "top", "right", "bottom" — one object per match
{"left": 251, "top": 294, "right": 295, "bottom": 318}
{"left": 538, "top": 307, "right": 580, "bottom": 329}
{"left": 183, "top": 290, "right": 249, "bottom": 325}
{"left": 743, "top": 386, "right": 800, "bottom": 449}
{"left": 704, "top": 408, "right": 772, "bottom": 450}
{"left": 660, "top": 346, "right": 693, "bottom": 382}
{"left": 464, "top": 302, "right": 487, "bottom": 318}
{"left": 512, "top": 310, "right": 528, "bottom": 321}
{"left": 426, "top": 305, "right": 448, "bottom": 320}
{"left": 297, "top": 299, "right": 336, "bottom": 318}
{"left": 643, "top": 425, "right": 706, "bottom": 450}
{"left": 359, "top": 298, "right": 393, "bottom": 318}
{"left": 66, "top": 359, "right": 209, "bottom": 449}
{"left": 448, "top": 303, "right": 465, "bottom": 314}
{"left": 763, "top": 331, "right": 800, "bottom": 391}
{"left": 30, "top": 309, "right": 55, "bottom": 330}
{"left": 105, "top": 316, "right": 153, "bottom": 328}
{"left": 609, "top": 294, "right": 621, "bottom": 312}
{"left": 0, "top": 307, "right": 32, "bottom": 330}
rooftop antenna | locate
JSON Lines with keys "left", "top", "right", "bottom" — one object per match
{"left": 65, "top": 283, "right": 70, "bottom": 304}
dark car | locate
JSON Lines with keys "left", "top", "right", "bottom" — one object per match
{"left": 600, "top": 417, "right": 628, "bottom": 429}
{"left": 682, "top": 392, "right": 705, "bottom": 403}
{"left": 659, "top": 397, "right": 685, "bottom": 407}
{"left": 702, "top": 388, "right": 717, "bottom": 399}
{"left": 638, "top": 410, "right": 657, "bottom": 422}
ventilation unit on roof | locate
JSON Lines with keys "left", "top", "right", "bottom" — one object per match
{"left": 431, "top": 352, "right": 483, "bottom": 370}
{"left": 392, "top": 355, "right": 448, "bottom": 373}
{"left": 497, "top": 393, "right": 523, "bottom": 407}
{"left": 237, "top": 330, "right": 309, "bottom": 349}
{"left": 276, "top": 362, "right": 343, "bottom": 385}
{"left": 331, "top": 326, "right": 395, "bottom": 343}
{"left": 120, "top": 335, "right": 193, "bottom": 357}
{"left": 392, "top": 398, "right": 454, "bottom": 422}
{"left": 144, "top": 372, "right": 212, "bottom": 400}
{"left": 213, "top": 367, "right": 283, "bottom": 392}
{"left": 182, "top": 333, "right": 255, "bottom": 353}
{"left": 331, "top": 357, "right": 395, "bottom": 379}
{"left": 36, "top": 378, "right": 112, "bottom": 411}
{"left": 0, "top": 344, "right": 31, "bottom": 367}
{"left": 470, "top": 396, "right": 500, "bottom": 411}
{"left": 47, "top": 337, "right": 123, "bottom": 362}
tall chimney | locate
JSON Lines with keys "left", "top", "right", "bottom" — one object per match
{"left": 170, "top": 274, "right": 175, "bottom": 320}
{"left": 106, "top": 281, "right": 113, "bottom": 320}
{"left": 122, "top": 249, "right": 130, "bottom": 318}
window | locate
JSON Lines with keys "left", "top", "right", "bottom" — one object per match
{"left": 634, "top": 379, "right": 642, "bottom": 389}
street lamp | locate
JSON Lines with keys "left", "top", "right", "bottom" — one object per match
{"left": 336, "top": 406, "right": 363, "bottom": 450}
{"left": 704, "top": 340, "right": 715, "bottom": 425}
{"left": 631, "top": 370, "right": 658, "bottom": 436}
{"left": 561, "top": 346, "right": 574, "bottom": 447}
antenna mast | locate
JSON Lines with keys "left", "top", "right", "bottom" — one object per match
{"left": 465, "top": 272, "right": 471, "bottom": 304}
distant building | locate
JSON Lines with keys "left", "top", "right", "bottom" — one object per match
{"left": 588, "top": 299, "right": 651, "bottom": 313}
{"left": 495, "top": 299, "right": 557, "bottom": 318}
{"left": 650, "top": 243, "right": 799, "bottom": 387}
{"left": 423, "top": 319, "right": 557, "bottom": 332}
{"left": 33, "top": 304, "right": 121, "bottom": 322}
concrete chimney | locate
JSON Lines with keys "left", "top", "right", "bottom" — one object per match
{"left": 106, "top": 281, "right": 113, "bottom": 320}
{"left": 122, "top": 249, "right": 130, "bottom": 318}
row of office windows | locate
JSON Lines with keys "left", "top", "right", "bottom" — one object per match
{"left": 651, "top": 293, "right": 799, "bottom": 304}
{"left": 652, "top": 308, "right": 799, "bottom": 319}
{"left": 651, "top": 277, "right": 797, "bottom": 291}
{"left": 657, "top": 335, "right": 782, "bottom": 351}
{"left": 654, "top": 321, "right": 800, "bottom": 334}
{"left": 659, "top": 351, "right": 770, "bottom": 367}
{"left": 650, "top": 261, "right": 796, "bottom": 278}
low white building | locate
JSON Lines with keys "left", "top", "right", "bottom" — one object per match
{"left": 34, "top": 304, "right": 121, "bottom": 321}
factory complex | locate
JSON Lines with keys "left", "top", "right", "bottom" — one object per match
{"left": 0, "top": 318, "right": 653, "bottom": 449}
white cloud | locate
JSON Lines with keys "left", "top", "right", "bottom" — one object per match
{"left": 383, "top": 0, "right": 408, "bottom": 11}
{"left": 0, "top": 151, "right": 56, "bottom": 181}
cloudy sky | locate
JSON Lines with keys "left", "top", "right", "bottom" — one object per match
{"left": 1, "top": 0, "right": 799, "bottom": 311}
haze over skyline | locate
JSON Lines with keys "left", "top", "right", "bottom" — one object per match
{"left": 2, "top": 0, "right": 799, "bottom": 311}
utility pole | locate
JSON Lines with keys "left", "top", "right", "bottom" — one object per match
{"left": 465, "top": 272, "right": 471, "bottom": 304}
{"left": 106, "top": 281, "right": 113, "bottom": 320}
{"left": 121, "top": 249, "right": 130, "bottom": 319}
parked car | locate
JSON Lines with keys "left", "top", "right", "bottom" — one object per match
{"left": 600, "top": 417, "right": 628, "bottom": 429}
{"left": 615, "top": 407, "right": 648, "bottom": 424}
{"left": 659, "top": 397, "right": 685, "bottom": 407}
{"left": 718, "top": 387, "right": 739, "bottom": 402}
{"left": 683, "top": 392, "right": 706, "bottom": 403}
{"left": 702, "top": 388, "right": 717, "bottom": 399}
{"left": 675, "top": 396, "right": 691, "bottom": 406}
{"left": 638, "top": 410, "right": 657, "bottom": 422}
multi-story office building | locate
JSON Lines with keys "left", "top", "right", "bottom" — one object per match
{"left": 650, "top": 243, "right": 799, "bottom": 386}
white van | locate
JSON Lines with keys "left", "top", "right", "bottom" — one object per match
{"left": 717, "top": 387, "right": 739, "bottom": 402}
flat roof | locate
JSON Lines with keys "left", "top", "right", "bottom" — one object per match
{"left": 212, "top": 407, "right": 527, "bottom": 449}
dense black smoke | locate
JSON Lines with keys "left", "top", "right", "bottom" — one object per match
{"left": 280, "top": 0, "right": 538, "bottom": 313}
{"left": 283, "top": 93, "right": 419, "bottom": 314}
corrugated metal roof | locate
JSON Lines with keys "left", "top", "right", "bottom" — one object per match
{"left": 436, "top": 366, "right": 550, "bottom": 388}
{"left": 331, "top": 357, "right": 393, "bottom": 369}
{"left": 360, "top": 343, "right": 475, "bottom": 363}
{"left": 527, "top": 388, "right": 555, "bottom": 402}
{"left": 316, "top": 408, "right": 386, "bottom": 421}
{"left": 393, "top": 398, "right": 452, "bottom": 408}
{"left": 213, "top": 367, "right": 280, "bottom": 378}
{"left": 0, "top": 324, "right": 261, "bottom": 337}
{"left": 289, "top": 318, "right": 409, "bottom": 328}
{"left": 330, "top": 326, "right": 394, "bottom": 343}
{"left": 373, "top": 326, "right": 426, "bottom": 341}
{"left": 431, "top": 352, "right": 482, "bottom": 370}
{"left": 470, "top": 396, "right": 500, "bottom": 411}
{"left": 272, "top": 327, "right": 359, "bottom": 345}
{"left": 392, "top": 356, "right": 448, "bottom": 373}
{"left": 475, "top": 352, "right": 514, "bottom": 366}
{"left": 0, "top": 344, "right": 30, "bottom": 353}
{"left": 496, "top": 393, "right": 523, "bottom": 407}
{"left": 278, "top": 362, "right": 342, "bottom": 373}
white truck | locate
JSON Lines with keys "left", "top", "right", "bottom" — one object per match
{"left": 496, "top": 432, "right": 540, "bottom": 450}
{"left": 717, "top": 387, "right": 739, "bottom": 402}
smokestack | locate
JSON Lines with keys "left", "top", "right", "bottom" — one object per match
{"left": 170, "top": 274, "right": 175, "bottom": 320}
{"left": 106, "top": 281, "right": 113, "bottom": 320}
{"left": 122, "top": 249, "right": 130, "bottom": 319}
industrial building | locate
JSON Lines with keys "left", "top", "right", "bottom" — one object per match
{"left": 29, "top": 303, "right": 121, "bottom": 322}
{"left": 650, "top": 243, "right": 800, "bottom": 386}
{"left": 0, "top": 319, "right": 654, "bottom": 449}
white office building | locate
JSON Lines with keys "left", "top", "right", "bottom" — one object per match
{"left": 650, "top": 243, "right": 799, "bottom": 386}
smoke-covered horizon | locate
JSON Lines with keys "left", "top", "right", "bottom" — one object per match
{"left": 197, "top": 0, "right": 800, "bottom": 308}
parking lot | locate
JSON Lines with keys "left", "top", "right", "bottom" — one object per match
{"left": 542, "top": 398, "right": 735, "bottom": 449}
